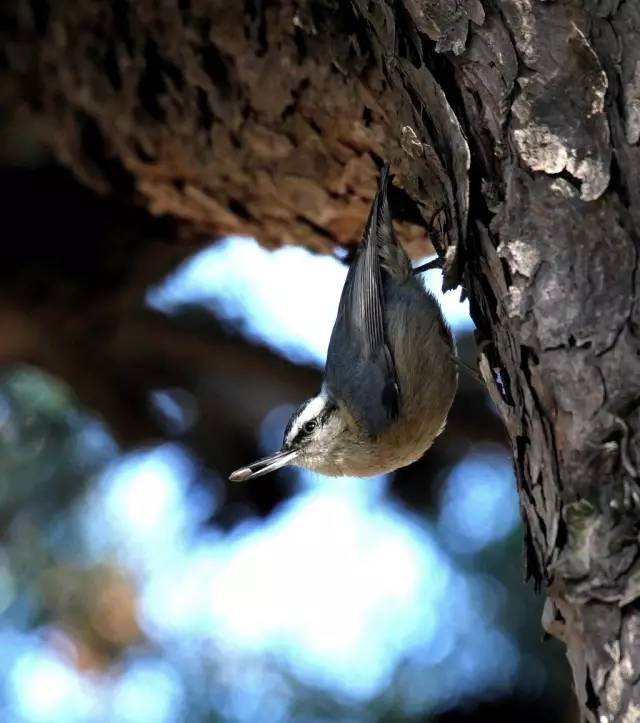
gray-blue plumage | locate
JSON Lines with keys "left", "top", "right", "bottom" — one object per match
{"left": 325, "top": 162, "right": 405, "bottom": 437}
{"left": 229, "top": 162, "right": 457, "bottom": 482}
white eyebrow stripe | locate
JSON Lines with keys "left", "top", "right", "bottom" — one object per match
{"left": 285, "top": 393, "right": 329, "bottom": 444}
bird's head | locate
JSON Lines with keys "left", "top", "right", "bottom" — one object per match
{"left": 229, "top": 391, "right": 348, "bottom": 481}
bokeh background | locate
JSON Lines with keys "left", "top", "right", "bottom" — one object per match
{"left": 0, "top": 143, "right": 576, "bottom": 722}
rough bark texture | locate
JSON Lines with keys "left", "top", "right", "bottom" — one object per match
{"left": 2, "top": 1, "right": 640, "bottom": 720}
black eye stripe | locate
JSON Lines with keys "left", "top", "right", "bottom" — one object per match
{"left": 283, "top": 402, "right": 307, "bottom": 443}
{"left": 320, "top": 402, "right": 336, "bottom": 424}
{"left": 292, "top": 414, "right": 321, "bottom": 444}
{"left": 283, "top": 400, "right": 337, "bottom": 447}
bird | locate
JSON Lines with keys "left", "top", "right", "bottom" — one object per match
{"left": 230, "top": 162, "right": 458, "bottom": 481}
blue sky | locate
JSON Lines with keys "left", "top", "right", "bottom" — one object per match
{"left": 6, "top": 237, "right": 524, "bottom": 723}
{"left": 147, "top": 236, "right": 474, "bottom": 366}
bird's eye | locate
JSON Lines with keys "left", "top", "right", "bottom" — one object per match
{"left": 303, "top": 420, "right": 317, "bottom": 434}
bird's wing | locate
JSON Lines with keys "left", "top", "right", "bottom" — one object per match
{"left": 324, "top": 163, "right": 401, "bottom": 437}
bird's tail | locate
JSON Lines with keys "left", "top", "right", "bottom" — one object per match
{"left": 362, "top": 162, "right": 391, "bottom": 245}
{"left": 364, "top": 162, "right": 411, "bottom": 279}
{"left": 377, "top": 161, "right": 390, "bottom": 196}
{"left": 371, "top": 161, "right": 390, "bottom": 237}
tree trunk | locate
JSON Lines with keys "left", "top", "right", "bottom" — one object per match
{"left": 2, "top": 1, "right": 640, "bottom": 719}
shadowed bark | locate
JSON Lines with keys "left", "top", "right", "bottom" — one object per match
{"left": 2, "top": 1, "right": 640, "bottom": 719}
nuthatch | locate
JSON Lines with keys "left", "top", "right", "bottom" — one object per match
{"left": 230, "top": 162, "right": 457, "bottom": 481}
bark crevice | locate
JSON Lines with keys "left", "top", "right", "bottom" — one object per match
{"left": 2, "top": 0, "right": 640, "bottom": 719}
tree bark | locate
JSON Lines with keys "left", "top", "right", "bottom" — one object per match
{"left": 3, "top": 1, "right": 640, "bottom": 719}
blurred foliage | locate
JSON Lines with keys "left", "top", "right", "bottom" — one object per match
{"left": 0, "top": 364, "right": 574, "bottom": 723}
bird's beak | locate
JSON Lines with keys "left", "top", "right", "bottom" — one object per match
{"left": 229, "top": 448, "right": 300, "bottom": 482}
